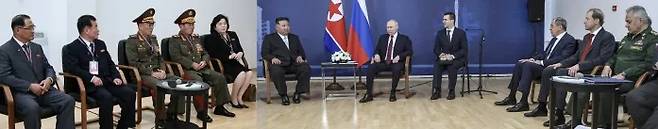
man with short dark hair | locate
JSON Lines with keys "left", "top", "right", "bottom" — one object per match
{"left": 431, "top": 12, "right": 468, "bottom": 100}
{"left": 62, "top": 15, "right": 136, "bottom": 129}
{"left": 261, "top": 17, "right": 311, "bottom": 105}
{"left": 0, "top": 14, "right": 75, "bottom": 129}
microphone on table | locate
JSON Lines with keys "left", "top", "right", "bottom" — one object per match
{"left": 575, "top": 72, "right": 585, "bottom": 79}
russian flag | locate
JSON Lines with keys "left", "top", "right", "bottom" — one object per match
{"left": 323, "top": 0, "right": 348, "bottom": 54}
{"left": 347, "top": 0, "right": 373, "bottom": 66}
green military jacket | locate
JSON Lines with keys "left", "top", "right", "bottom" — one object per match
{"left": 125, "top": 34, "right": 165, "bottom": 75}
{"left": 606, "top": 27, "right": 658, "bottom": 80}
{"left": 168, "top": 33, "right": 209, "bottom": 70}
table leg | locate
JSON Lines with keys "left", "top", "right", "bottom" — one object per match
{"left": 550, "top": 83, "right": 556, "bottom": 128}
{"left": 592, "top": 92, "right": 600, "bottom": 129}
{"left": 611, "top": 88, "right": 618, "bottom": 129}
{"left": 186, "top": 95, "right": 191, "bottom": 123}
{"left": 572, "top": 92, "right": 578, "bottom": 129}
{"left": 322, "top": 67, "right": 326, "bottom": 100}
{"left": 204, "top": 93, "right": 208, "bottom": 129}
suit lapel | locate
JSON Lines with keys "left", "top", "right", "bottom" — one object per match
{"left": 274, "top": 34, "right": 291, "bottom": 52}
{"left": 585, "top": 29, "right": 605, "bottom": 57}
{"left": 9, "top": 39, "right": 38, "bottom": 77}
{"left": 77, "top": 40, "right": 94, "bottom": 59}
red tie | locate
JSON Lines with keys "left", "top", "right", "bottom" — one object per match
{"left": 385, "top": 36, "right": 394, "bottom": 63}
{"left": 579, "top": 34, "right": 594, "bottom": 62}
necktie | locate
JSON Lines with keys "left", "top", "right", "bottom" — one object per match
{"left": 89, "top": 43, "right": 96, "bottom": 59}
{"left": 447, "top": 30, "right": 452, "bottom": 42}
{"left": 385, "top": 35, "right": 394, "bottom": 63}
{"left": 283, "top": 36, "right": 290, "bottom": 49}
{"left": 21, "top": 44, "right": 31, "bottom": 62}
{"left": 545, "top": 37, "right": 557, "bottom": 59}
{"left": 579, "top": 34, "right": 594, "bottom": 62}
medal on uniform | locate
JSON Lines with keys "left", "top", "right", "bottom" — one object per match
{"left": 195, "top": 43, "right": 204, "bottom": 53}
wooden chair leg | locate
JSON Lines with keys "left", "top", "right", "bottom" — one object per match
{"left": 404, "top": 75, "right": 411, "bottom": 98}
{"left": 8, "top": 115, "right": 15, "bottom": 129}
{"left": 629, "top": 117, "right": 636, "bottom": 129}
{"left": 82, "top": 104, "right": 88, "bottom": 129}
{"left": 529, "top": 83, "right": 536, "bottom": 104}
{"left": 136, "top": 90, "right": 142, "bottom": 124}
{"left": 265, "top": 78, "right": 272, "bottom": 104}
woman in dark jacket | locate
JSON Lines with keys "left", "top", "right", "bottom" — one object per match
{"left": 203, "top": 14, "right": 254, "bottom": 109}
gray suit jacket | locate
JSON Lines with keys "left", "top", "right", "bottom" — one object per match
{"left": 0, "top": 38, "right": 56, "bottom": 93}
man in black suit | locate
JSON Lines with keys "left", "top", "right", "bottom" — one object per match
{"left": 359, "top": 19, "right": 413, "bottom": 103}
{"left": 494, "top": 17, "right": 577, "bottom": 112}
{"left": 527, "top": 8, "right": 616, "bottom": 128}
{"left": 0, "top": 14, "right": 75, "bottom": 129}
{"left": 431, "top": 12, "right": 468, "bottom": 100}
{"left": 62, "top": 15, "right": 136, "bottom": 129}
{"left": 261, "top": 17, "right": 311, "bottom": 105}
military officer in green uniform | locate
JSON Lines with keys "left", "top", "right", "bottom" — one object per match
{"left": 124, "top": 8, "right": 185, "bottom": 128}
{"left": 167, "top": 9, "right": 235, "bottom": 122}
{"left": 599, "top": 5, "right": 657, "bottom": 128}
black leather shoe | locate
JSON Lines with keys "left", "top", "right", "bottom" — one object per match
{"left": 506, "top": 103, "right": 529, "bottom": 112}
{"left": 430, "top": 93, "right": 441, "bottom": 100}
{"left": 196, "top": 113, "right": 213, "bottom": 123}
{"left": 293, "top": 94, "right": 301, "bottom": 104}
{"left": 389, "top": 94, "right": 397, "bottom": 102}
{"left": 446, "top": 91, "right": 456, "bottom": 100}
{"left": 543, "top": 119, "right": 567, "bottom": 127}
{"left": 359, "top": 94, "right": 373, "bottom": 103}
{"left": 430, "top": 89, "right": 441, "bottom": 100}
{"left": 494, "top": 97, "right": 516, "bottom": 106}
{"left": 213, "top": 106, "right": 235, "bottom": 117}
{"left": 524, "top": 107, "right": 548, "bottom": 117}
{"left": 281, "top": 95, "right": 290, "bottom": 105}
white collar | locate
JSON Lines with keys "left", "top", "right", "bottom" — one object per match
{"left": 389, "top": 32, "right": 398, "bottom": 37}
{"left": 79, "top": 36, "right": 94, "bottom": 46}
{"left": 13, "top": 36, "right": 28, "bottom": 47}
{"left": 446, "top": 27, "right": 455, "bottom": 31}
{"left": 555, "top": 32, "right": 566, "bottom": 39}
{"left": 277, "top": 32, "right": 288, "bottom": 38}
{"left": 589, "top": 26, "right": 602, "bottom": 36}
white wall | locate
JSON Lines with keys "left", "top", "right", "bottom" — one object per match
{"left": 0, "top": 0, "right": 257, "bottom": 74}
{"left": 546, "top": 0, "right": 658, "bottom": 42}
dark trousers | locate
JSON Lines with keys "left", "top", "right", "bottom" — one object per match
{"left": 540, "top": 67, "right": 619, "bottom": 126}
{"left": 365, "top": 62, "right": 403, "bottom": 95}
{"left": 432, "top": 61, "right": 464, "bottom": 93}
{"left": 88, "top": 80, "right": 136, "bottom": 129}
{"left": 269, "top": 62, "right": 311, "bottom": 96}
{"left": 506, "top": 61, "right": 543, "bottom": 103}
{"left": 626, "top": 79, "right": 658, "bottom": 129}
{"left": 14, "top": 89, "right": 75, "bottom": 129}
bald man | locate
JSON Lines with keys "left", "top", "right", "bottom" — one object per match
{"left": 359, "top": 20, "right": 413, "bottom": 103}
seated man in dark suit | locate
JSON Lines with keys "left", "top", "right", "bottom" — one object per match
{"left": 431, "top": 12, "right": 469, "bottom": 100}
{"left": 62, "top": 15, "right": 136, "bottom": 129}
{"left": 528, "top": 8, "right": 616, "bottom": 128}
{"left": 261, "top": 17, "right": 311, "bottom": 105}
{"left": 0, "top": 14, "right": 75, "bottom": 129}
{"left": 359, "top": 19, "right": 413, "bottom": 103}
{"left": 494, "top": 17, "right": 577, "bottom": 112}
